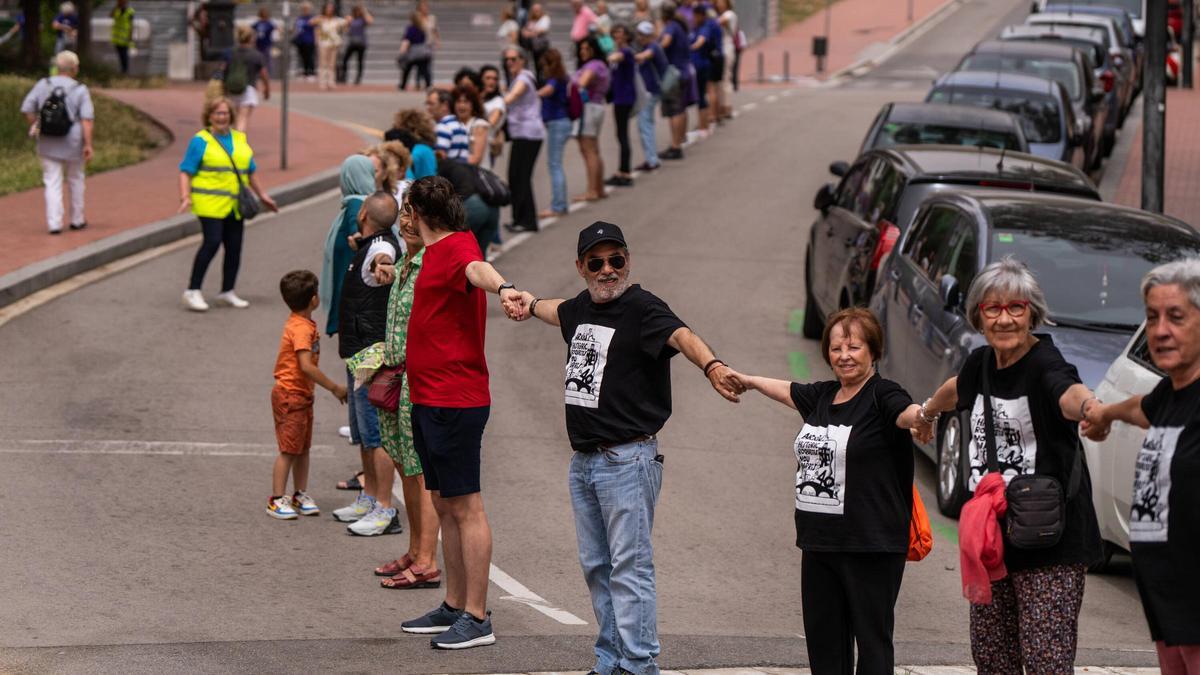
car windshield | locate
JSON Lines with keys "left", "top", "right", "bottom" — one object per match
{"left": 989, "top": 213, "right": 1200, "bottom": 327}
{"left": 928, "top": 88, "right": 1062, "bottom": 143}
{"left": 875, "top": 120, "right": 1023, "bottom": 150}
{"left": 960, "top": 54, "right": 1082, "bottom": 100}
{"left": 1030, "top": 18, "right": 1117, "bottom": 46}
{"left": 1051, "top": 0, "right": 1141, "bottom": 19}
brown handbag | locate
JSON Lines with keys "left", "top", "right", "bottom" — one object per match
{"left": 367, "top": 362, "right": 404, "bottom": 412}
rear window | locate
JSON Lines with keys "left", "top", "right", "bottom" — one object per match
{"left": 1056, "top": 0, "right": 1141, "bottom": 19}
{"left": 875, "top": 121, "right": 1023, "bottom": 150}
{"left": 928, "top": 88, "right": 1062, "bottom": 143}
{"left": 959, "top": 54, "right": 1082, "bottom": 100}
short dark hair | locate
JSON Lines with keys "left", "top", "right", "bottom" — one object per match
{"left": 451, "top": 83, "right": 485, "bottom": 119}
{"left": 280, "top": 270, "right": 319, "bottom": 311}
{"left": 407, "top": 176, "right": 467, "bottom": 232}
{"left": 426, "top": 87, "right": 451, "bottom": 109}
{"left": 453, "top": 67, "right": 482, "bottom": 90}
{"left": 361, "top": 191, "right": 399, "bottom": 232}
{"left": 819, "top": 307, "right": 884, "bottom": 366}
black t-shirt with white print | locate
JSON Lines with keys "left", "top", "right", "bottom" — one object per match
{"left": 955, "top": 335, "right": 1102, "bottom": 571}
{"left": 1130, "top": 376, "right": 1200, "bottom": 644}
{"left": 789, "top": 374, "right": 916, "bottom": 553}
{"left": 557, "top": 285, "right": 687, "bottom": 452}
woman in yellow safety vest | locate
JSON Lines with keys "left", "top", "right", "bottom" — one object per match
{"left": 111, "top": 0, "right": 134, "bottom": 75}
{"left": 177, "top": 97, "right": 277, "bottom": 312}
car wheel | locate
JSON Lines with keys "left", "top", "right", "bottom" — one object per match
{"left": 803, "top": 249, "right": 823, "bottom": 340}
{"left": 936, "top": 411, "right": 970, "bottom": 518}
{"left": 1088, "top": 540, "right": 1117, "bottom": 574}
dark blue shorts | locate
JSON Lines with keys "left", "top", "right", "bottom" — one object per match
{"left": 411, "top": 404, "right": 490, "bottom": 498}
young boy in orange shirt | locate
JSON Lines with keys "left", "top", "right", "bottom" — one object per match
{"left": 269, "top": 270, "right": 348, "bottom": 519}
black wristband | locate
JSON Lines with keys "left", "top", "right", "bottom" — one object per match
{"left": 529, "top": 297, "right": 540, "bottom": 317}
{"left": 703, "top": 359, "right": 725, "bottom": 376}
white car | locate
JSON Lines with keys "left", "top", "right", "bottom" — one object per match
{"left": 1032, "top": 0, "right": 1145, "bottom": 37}
{"left": 1082, "top": 323, "right": 1163, "bottom": 567}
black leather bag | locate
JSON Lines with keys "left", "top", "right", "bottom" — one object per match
{"left": 472, "top": 165, "right": 512, "bottom": 207}
{"left": 981, "top": 348, "right": 1080, "bottom": 550}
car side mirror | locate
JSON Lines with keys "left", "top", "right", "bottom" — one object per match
{"left": 939, "top": 273, "right": 961, "bottom": 310}
{"left": 829, "top": 161, "right": 849, "bottom": 177}
{"left": 814, "top": 183, "right": 836, "bottom": 212}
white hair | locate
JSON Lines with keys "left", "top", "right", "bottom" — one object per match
{"left": 1141, "top": 258, "right": 1200, "bottom": 311}
{"left": 60, "top": 2, "right": 76, "bottom": 13}
{"left": 965, "top": 255, "right": 1050, "bottom": 331}
{"left": 55, "top": 50, "right": 80, "bottom": 73}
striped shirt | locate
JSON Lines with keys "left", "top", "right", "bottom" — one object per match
{"left": 435, "top": 114, "right": 470, "bottom": 161}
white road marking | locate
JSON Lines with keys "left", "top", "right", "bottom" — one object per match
{"left": 741, "top": 102, "right": 758, "bottom": 111}
{"left": 0, "top": 439, "right": 338, "bottom": 458}
{"left": 388, "top": 481, "right": 588, "bottom": 626}
{"left": 765, "top": 94, "right": 779, "bottom": 103}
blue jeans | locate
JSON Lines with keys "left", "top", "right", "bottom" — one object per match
{"left": 545, "top": 117, "right": 572, "bottom": 214}
{"left": 347, "top": 368, "right": 382, "bottom": 449}
{"left": 637, "top": 94, "right": 660, "bottom": 167}
{"left": 569, "top": 438, "right": 663, "bottom": 675}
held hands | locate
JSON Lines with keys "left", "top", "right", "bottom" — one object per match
{"left": 373, "top": 261, "right": 396, "bottom": 286}
{"left": 710, "top": 366, "right": 750, "bottom": 403}
{"left": 1080, "top": 401, "right": 1111, "bottom": 441}
{"left": 910, "top": 415, "right": 935, "bottom": 444}
{"left": 332, "top": 383, "right": 348, "bottom": 404}
{"left": 502, "top": 290, "right": 535, "bottom": 321}
{"left": 347, "top": 232, "right": 363, "bottom": 251}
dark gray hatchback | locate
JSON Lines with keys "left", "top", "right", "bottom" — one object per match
{"left": 869, "top": 190, "right": 1200, "bottom": 516}
{"left": 803, "top": 145, "right": 1098, "bottom": 339}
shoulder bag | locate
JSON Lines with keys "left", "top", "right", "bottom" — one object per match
{"left": 981, "top": 348, "right": 1081, "bottom": 550}
{"left": 212, "top": 135, "right": 261, "bottom": 221}
{"left": 367, "top": 362, "right": 405, "bottom": 411}
{"left": 471, "top": 164, "right": 512, "bottom": 207}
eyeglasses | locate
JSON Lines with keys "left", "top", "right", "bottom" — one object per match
{"left": 978, "top": 300, "right": 1030, "bottom": 319}
{"left": 586, "top": 255, "right": 626, "bottom": 273}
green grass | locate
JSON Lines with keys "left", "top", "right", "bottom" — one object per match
{"left": 0, "top": 75, "right": 170, "bottom": 196}
{"left": 778, "top": 0, "right": 844, "bottom": 29}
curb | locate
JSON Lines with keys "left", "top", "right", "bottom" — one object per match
{"left": 826, "top": 0, "right": 965, "bottom": 82}
{"left": 0, "top": 167, "right": 340, "bottom": 309}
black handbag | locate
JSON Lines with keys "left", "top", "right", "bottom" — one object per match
{"left": 980, "top": 348, "right": 1081, "bottom": 550}
{"left": 213, "top": 135, "right": 261, "bottom": 221}
{"left": 472, "top": 165, "right": 512, "bottom": 207}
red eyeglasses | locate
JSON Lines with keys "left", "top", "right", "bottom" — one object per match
{"left": 978, "top": 300, "right": 1030, "bottom": 319}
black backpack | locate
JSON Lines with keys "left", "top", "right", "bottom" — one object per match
{"left": 38, "top": 80, "right": 76, "bottom": 137}
{"left": 223, "top": 52, "right": 250, "bottom": 95}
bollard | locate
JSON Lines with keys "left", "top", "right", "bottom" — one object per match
{"left": 757, "top": 52, "right": 764, "bottom": 83}
{"left": 783, "top": 51, "right": 790, "bottom": 81}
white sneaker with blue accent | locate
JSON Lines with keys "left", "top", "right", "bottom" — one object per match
{"left": 332, "top": 493, "right": 375, "bottom": 522}
{"left": 347, "top": 506, "right": 400, "bottom": 536}
{"left": 291, "top": 491, "right": 319, "bottom": 516}
{"left": 266, "top": 496, "right": 298, "bottom": 520}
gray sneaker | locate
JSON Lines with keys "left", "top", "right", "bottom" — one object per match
{"left": 431, "top": 611, "right": 495, "bottom": 650}
{"left": 332, "top": 493, "right": 375, "bottom": 523}
{"left": 401, "top": 603, "right": 461, "bottom": 635}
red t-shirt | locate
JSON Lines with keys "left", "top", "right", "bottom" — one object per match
{"left": 406, "top": 231, "right": 491, "bottom": 407}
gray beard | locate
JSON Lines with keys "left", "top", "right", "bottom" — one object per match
{"left": 587, "top": 277, "right": 631, "bottom": 303}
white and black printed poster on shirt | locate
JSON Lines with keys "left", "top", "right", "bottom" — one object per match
{"left": 1130, "top": 426, "right": 1181, "bottom": 543}
{"left": 565, "top": 324, "right": 615, "bottom": 409}
{"left": 793, "top": 423, "right": 850, "bottom": 514}
{"left": 967, "top": 395, "right": 1038, "bottom": 491}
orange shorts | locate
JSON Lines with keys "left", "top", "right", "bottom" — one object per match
{"left": 272, "top": 387, "right": 314, "bottom": 455}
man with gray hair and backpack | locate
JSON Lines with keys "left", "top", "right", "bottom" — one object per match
{"left": 20, "top": 50, "right": 94, "bottom": 235}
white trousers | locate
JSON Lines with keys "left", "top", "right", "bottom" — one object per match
{"left": 41, "top": 157, "right": 86, "bottom": 232}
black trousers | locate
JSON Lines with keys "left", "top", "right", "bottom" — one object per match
{"left": 341, "top": 43, "right": 366, "bottom": 83}
{"left": 613, "top": 103, "right": 633, "bottom": 174}
{"left": 189, "top": 213, "right": 245, "bottom": 292}
{"left": 508, "top": 138, "right": 542, "bottom": 228}
{"left": 401, "top": 57, "right": 432, "bottom": 90}
{"left": 801, "top": 550, "right": 906, "bottom": 675}
{"left": 114, "top": 45, "right": 130, "bottom": 74}
{"left": 296, "top": 42, "right": 316, "bottom": 76}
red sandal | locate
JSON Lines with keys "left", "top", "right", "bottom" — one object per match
{"left": 380, "top": 565, "right": 441, "bottom": 589}
{"left": 373, "top": 553, "right": 413, "bottom": 577}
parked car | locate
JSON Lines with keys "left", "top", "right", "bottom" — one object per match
{"left": 1082, "top": 323, "right": 1161, "bottom": 568}
{"left": 926, "top": 71, "right": 1086, "bottom": 170}
{"left": 1025, "top": 12, "right": 1137, "bottom": 121}
{"left": 869, "top": 190, "right": 1200, "bottom": 516}
{"left": 954, "top": 40, "right": 1107, "bottom": 169}
{"left": 803, "top": 146, "right": 1099, "bottom": 339}
{"left": 857, "top": 102, "right": 1028, "bottom": 156}
{"left": 999, "top": 24, "right": 1129, "bottom": 154}
{"left": 1042, "top": 4, "right": 1143, "bottom": 90}
{"left": 1032, "top": 0, "right": 1145, "bottom": 39}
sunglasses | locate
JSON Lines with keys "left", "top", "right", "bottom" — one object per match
{"left": 978, "top": 300, "right": 1029, "bottom": 319}
{"left": 585, "top": 255, "right": 627, "bottom": 273}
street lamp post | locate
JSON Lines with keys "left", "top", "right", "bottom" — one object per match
{"left": 1143, "top": 0, "right": 1167, "bottom": 213}
{"left": 281, "top": 1, "right": 290, "bottom": 170}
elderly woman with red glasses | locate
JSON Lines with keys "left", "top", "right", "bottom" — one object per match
{"left": 919, "top": 255, "right": 1102, "bottom": 673}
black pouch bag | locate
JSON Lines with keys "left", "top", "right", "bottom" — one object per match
{"left": 981, "top": 348, "right": 1081, "bottom": 550}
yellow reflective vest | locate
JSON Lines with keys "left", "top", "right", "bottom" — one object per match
{"left": 189, "top": 129, "right": 254, "bottom": 219}
{"left": 111, "top": 7, "right": 134, "bottom": 48}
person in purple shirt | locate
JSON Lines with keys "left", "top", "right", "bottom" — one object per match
{"left": 253, "top": 7, "right": 275, "bottom": 74}
{"left": 690, "top": 7, "right": 722, "bottom": 135}
{"left": 605, "top": 25, "right": 638, "bottom": 187}
{"left": 659, "top": 2, "right": 697, "bottom": 160}
{"left": 572, "top": 35, "right": 610, "bottom": 203}
{"left": 633, "top": 21, "right": 668, "bottom": 171}
{"left": 52, "top": 2, "right": 79, "bottom": 55}
{"left": 293, "top": 2, "right": 317, "bottom": 80}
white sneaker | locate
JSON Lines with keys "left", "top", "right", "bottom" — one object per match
{"left": 266, "top": 496, "right": 299, "bottom": 520}
{"left": 332, "top": 493, "right": 375, "bottom": 522}
{"left": 291, "top": 491, "right": 320, "bottom": 516}
{"left": 215, "top": 291, "right": 250, "bottom": 308}
{"left": 337, "top": 426, "right": 352, "bottom": 440}
{"left": 347, "top": 506, "right": 399, "bottom": 536}
{"left": 182, "top": 290, "right": 209, "bottom": 312}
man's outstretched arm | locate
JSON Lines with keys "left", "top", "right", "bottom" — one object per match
{"left": 667, "top": 327, "right": 742, "bottom": 403}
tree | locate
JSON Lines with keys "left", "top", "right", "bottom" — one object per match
{"left": 77, "top": 0, "right": 93, "bottom": 62}
{"left": 20, "top": 0, "right": 40, "bottom": 70}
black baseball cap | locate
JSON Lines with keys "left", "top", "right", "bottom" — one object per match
{"left": 577, "top": 221, "right": 628, "bottom": 257}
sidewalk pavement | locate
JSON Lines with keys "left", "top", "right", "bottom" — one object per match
{"left": 0, "top": 82, "right": 364, "bottom": 307}
{"left": 470, "top": 668, "right": 1161, "bottom": 674}
{"left": 1111, "top": 85, "right": 1200, "bottom": 227}
{"left": 740, "top": 0, "right": 957, "bottom": 83}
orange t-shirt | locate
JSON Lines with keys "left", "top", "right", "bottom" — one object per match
{"left": 274, "top": 313, "right": 319, "bottom": 396}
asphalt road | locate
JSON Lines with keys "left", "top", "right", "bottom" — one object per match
{"left": 0, "top": 0, "right": 1155, "bottom": 672}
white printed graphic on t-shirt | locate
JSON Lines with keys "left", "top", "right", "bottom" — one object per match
{"left": 793, "top": 423, "right": 850, "bottom": 514}
{"left": 565, "top": 324, "right": 615, "bottom": 409}
{"left": 1129, "top": 425, "right": 1180, "bottom": 543}
{"left": 967, "top": 395, "right": 1037, "bottom": 491}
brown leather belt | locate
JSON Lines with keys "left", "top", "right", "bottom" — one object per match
{"left": 595, "top": 434, "right": 654, "bottom": 452}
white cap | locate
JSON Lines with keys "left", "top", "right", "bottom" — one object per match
{"left": 636, "top": 20, "right": 655, "bottom": 36}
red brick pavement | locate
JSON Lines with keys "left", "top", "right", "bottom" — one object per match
{"left": 0, "top": 83, "right": 364, "bottom": 279}
{"left": 740, "top": 0, "right": 953, "bottom": 83}
{"left": 1112, "top": 87, "right": 1200, "bottom": 227}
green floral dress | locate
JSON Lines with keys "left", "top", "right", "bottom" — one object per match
{"left": 378, "top": 249, "right": 423, "bottom": 475}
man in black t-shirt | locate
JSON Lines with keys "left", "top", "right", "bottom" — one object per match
{"left": 504, "top": 221, "right": 741, "bottom": 675}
